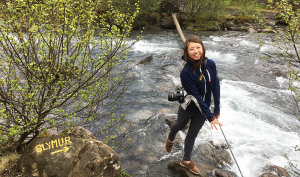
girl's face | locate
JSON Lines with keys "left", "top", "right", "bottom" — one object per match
{"left": 187, "top": 42, "right": 203, "bottom": 60}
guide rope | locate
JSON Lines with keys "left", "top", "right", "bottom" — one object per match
{"left": 219, "top": 125, "right": 244, "bottom": 177}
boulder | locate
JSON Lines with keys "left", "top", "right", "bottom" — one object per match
{"left": 127, "top": 110, "right": 153, "bottom": 123}
{"left": 197, "top": 142, "right": 232, "bottom": 167}
{"left": 198, "top": 162, "right": 233, "bottom": 177}
{"left": 214, "top": 169, "right": 234, "bottom": 177}
{"left": 161, "top": 14, "right": 182, "bottom": 29}
{"left": 156, "top": 108, "right": 172, "bottom": 114}
{"left": 260, "top": 173, "right": 279, "bottom": 177}
{"left": 127, "top": 55, "right": 153, "bottom": 68}
{"left": 164, "top": 114, "right": 190, "bottom": 131}
{"left": 261, "top": 165, "right": 291, "bottom": 177}
{"left": 247, "top": 27, "right": 257, "bottom": 33}
{"left": 17, "top": 127, "right": 121, "bottom": 177}
{"left": 261, "top": 28, "right": 274, "bottom": 33}
{"left": 223, "top": 21, "right": 234, "bottom": 29}
{"left": 167, "top": 161, "right": 208, "bottom": 177}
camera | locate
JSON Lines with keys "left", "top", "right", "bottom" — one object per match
{"left": 168, "top": 90, "right": 185, "bottom": 103}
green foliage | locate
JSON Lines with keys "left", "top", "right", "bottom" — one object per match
{"left": 0, "top": 0, "right": 139, "bottom": 151}
{"left": 188, "top": 13, "right": 224, "bottom": 31}
{"left": 229, "top": 0, "right": 261, "bottom": 17}
{"left": 183, "top": 0, "right": 228, "bottom": 18}
{"left": 256, "top": 0, "right": 300, "bottom": 176}
{"left": 117, "top": 168, "right": 130, "bottom": 177}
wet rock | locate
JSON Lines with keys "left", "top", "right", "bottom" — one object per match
{"left": 260, "top": 173, "right": 279, "bottom": 177}
{"left": 223, "top": 21, "right": 234, "bottom": 29}
{"left": 17, "top": 128, "right": 121, "bottom": 177}
{"left": 167, "top": 161, "right": 208, "bottom": 177}
{"left": 136, "top": 55, "right": 153, "bottom": 65}
{"left": 127, "top": 110, "right": 153, "bottom": 123}
{"left": 164, "top": 114, "right": 190, "bottom": 131}
{"left": 208, "top": 140, "right": 229, "bottom": 150}
{"left": 247, "top": 27, "right": 257, "bottom": 33}
{"left": 193, "top": 162, "right": 234, "bottom": 177}
{"left": 197, "top": 142, "right": 232, "bottom": 167}
{"left": 272, "top": 70, "right": 282, "bottom": 77}
{"left": 262, "top": 165, "right": 291, "bottom": 177}
{"left": 127, "top": 55, "right": 153, "bottom": 68}
{"left": 157, "top": 108, "right": 172, "bottom": 114}
{"left": 214, "top": 169, "right": 234, "bottom": 177}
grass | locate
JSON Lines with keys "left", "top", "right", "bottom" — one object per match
{"left": 0, "top": 152, "right": 20, "bottom": 173}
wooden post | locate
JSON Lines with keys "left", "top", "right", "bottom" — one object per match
{"left": 172, "top": 13, "right": 186, "bottom": 45}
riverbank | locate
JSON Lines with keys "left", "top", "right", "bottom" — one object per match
{"left": 141, "top": 10, "right": 286, "bottom": 34}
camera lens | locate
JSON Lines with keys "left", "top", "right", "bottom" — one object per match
{"left": 168, "top": 93, "right": 178, "bottom": 101}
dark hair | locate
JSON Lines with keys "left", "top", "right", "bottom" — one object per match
{"left": 183, "top": 37, "right": 206, "bottom": 72}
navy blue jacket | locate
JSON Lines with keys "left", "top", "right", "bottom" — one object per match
{"left": 180, "top": 57, "right": 220, "bottom": 122}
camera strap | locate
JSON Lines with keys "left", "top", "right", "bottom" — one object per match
{"left": 197, "top": 57, "right": 207, "bottom": 86}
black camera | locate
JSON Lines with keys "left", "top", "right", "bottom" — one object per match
{"left": 168, "top": 90, "right": 185, "bottom": 103}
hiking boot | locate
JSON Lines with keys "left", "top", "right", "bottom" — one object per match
{"left": 165, "top": 136, "right": 174, "bottom": 153}
{"left": 180, "top": 159, "right": 200, "bottom": 175}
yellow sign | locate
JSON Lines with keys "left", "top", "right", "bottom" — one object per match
{"left": 36, "top": 136, "right": 72, "bottom": 154}
{"left": 51, "top": 147, "right": 69, "bottom": 154}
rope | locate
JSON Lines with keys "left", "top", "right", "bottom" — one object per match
{"left": 219, "top": 125, "right": 244, "bottom": 177}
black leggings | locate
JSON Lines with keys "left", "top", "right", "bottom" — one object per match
{"left": 168, "top": 106, "right": 206, "bottom": 161}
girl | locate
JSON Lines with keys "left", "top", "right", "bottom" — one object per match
{"left": 166, "top": 37, "right": 223, "bottom": 174}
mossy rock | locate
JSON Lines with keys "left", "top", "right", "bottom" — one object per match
{"left": 234, "top": 15, "right": 255, "bottom": 23}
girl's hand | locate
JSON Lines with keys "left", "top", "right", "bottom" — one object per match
{"left": 210, "top": 118, "right": 223, "bottom": 130}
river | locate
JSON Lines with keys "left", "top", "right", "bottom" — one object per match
{"left": 112, "top": 29, "right": 300, "bottom": 177}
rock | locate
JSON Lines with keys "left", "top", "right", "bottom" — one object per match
{"left": 127, "top": 55, "right": 153, "bottom": 68}
{"left": 127, "top": 110, "right": 153, "bottom": 123}
{"left": 167, "top": 161, "right": 208, "bottom": 177}
{"left": 17, "top": 129, "right": 121, "bottom": 177}
{"left": 46, "top": 127, "right": 59, "bottom": 135}
{"left": 262, "top": 165, "right": 291, "bottom": 177}
{"left": 160, "top": 0, "right": 180, "bottom": 13}
{"left": 272, "top": 70, "right": 282, "bottom": 77}
{"left": 63, "top": 126, "right": 95, "bottom": 139}
{"left": 161, "top": 14, "right": 182, "bottom": 29}
{"left": 223, "top": 21, "right": 234, "bottom": 29}
{"left": 275, "top": 14, "right": 288, "bottom": 26}
{"left": 247, "top": 27, "right": 257, "bottom": 33}
{"left": 136, "top": 55, "right": 153, "bottom": 65}
{"left": 186, "top": 26, "right": 193, "bottom": 31}
{"left": 157, "top": 108, "right": 172, "bottom": 114}
{"left": 164, "top": 114, "right": 190, "bottom": 131}
{"left": 214, "top": 169, "right": 234, "bottom": 177}
{"left": 260, "top": 173, "right": 279, "bottom": 177}
{"left": 208, "top": 140, "right": 229, "bottom": 150}
{"left": 266, "top": 21, "right": 276, "bottom": 26}
{"left": 197, "top": 142, "right": 232, "bottom": 167}
{"left": 261, "top": 28, "right": 274, "bottom": 33}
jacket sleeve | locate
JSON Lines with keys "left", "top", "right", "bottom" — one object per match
{"left": 180, "top": 70, "right": 214, "bottom": 122}
{"left": 211, "top": 60, "right": 220, "bottom": 115}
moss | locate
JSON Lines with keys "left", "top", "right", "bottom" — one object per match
{"left": 233, "top": 15, "right": 255, "bottom": 23}
{"left": 186, "top": 14, "right": 224, "bottom": 31}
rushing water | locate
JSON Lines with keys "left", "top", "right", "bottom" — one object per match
{"left": 114, "top": 29, "right": 300, "bottom": 177}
